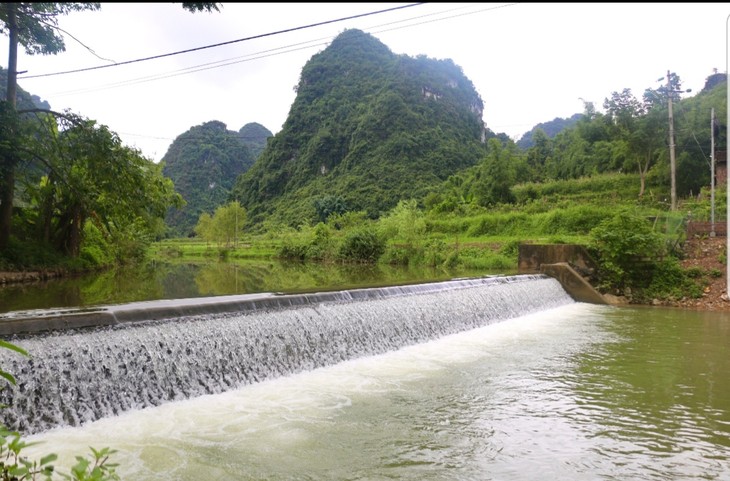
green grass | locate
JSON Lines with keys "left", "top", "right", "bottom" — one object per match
{"left": 150, "top": 237, "right": 281, "bottom": 261}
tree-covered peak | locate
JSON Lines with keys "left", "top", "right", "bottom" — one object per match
{"left": 238, "top": 122, "right": 272, "bottom": 140}
{"left": 232, "top": 28, "right": 487, "bottom": 227}
{"left": 238, "top": 122, "right": 272, "bottom": 159}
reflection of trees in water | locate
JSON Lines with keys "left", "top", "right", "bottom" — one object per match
{"left": 160, "top": 263, "right": 202, "bottom": 299}
{"left": 571, "top": 308, "right": 730, "bottom": 454}
{"left": 0, "top": 264, "right": 170, "bottom": 313}
{"left": 0, "top": 260, "right": 492, "bottom": 313}
{"left": 194, "top": 262, "right": 269, "bottom": 295}
{"left": 85, "top": 263, "right": 168, "bottom": 304}
{"left": 192, "top": 260, "right": 475, "bottom": 297}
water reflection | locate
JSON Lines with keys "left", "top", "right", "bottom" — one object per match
{"left": 0, "top": 260, "right": 506, "bottom": 314}
{"left": 560, "top": 306, "right": 730, "bottom": 478}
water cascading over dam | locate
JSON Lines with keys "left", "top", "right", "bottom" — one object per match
{"left": 0, "top": 274, "right": 575, "bottom": 435}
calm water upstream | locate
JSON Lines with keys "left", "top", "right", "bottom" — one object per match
{"left": 21, "top": 301, "right": 730, "bottom": 480}
{"left": 0, "top": 259, "right": 503, "bottom": 314}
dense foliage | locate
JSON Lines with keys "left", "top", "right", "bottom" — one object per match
{"left": 422, "top": 77, "right": 726, "bottom": 215}
{"left": 0, "top": 2, "right": 217, "bottom": 271}
{"left": 0, "top": 105, "right": 183, "bottom": 269}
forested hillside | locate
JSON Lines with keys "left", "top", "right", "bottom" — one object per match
{"left": 227, "top": 28, "right": 725, "bottom": 233}
{"left": 420, "top": 72, "right": 727, "bottom": 215}
{"left": 162, "top": 121, "right": 271, "bottom": 236}
{"left": 231, "top": 29, "right": 494, "bottom": 227}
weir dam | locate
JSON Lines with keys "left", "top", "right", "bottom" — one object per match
{"left": 0, "top": 274, "right": 577, "bottom": 435}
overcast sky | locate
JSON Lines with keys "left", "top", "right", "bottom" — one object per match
{"left": 1, "top": 3, "right": 728, "bottom": 162}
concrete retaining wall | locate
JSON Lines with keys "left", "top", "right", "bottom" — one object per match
{"left": 518, "top": 244, "right": 607, "bottom": 305}
{"left": 518, "top": 244, "right": 598, "bottom": 276}
{"left": 540, "top": 262, "right": 607, "bottom": 305}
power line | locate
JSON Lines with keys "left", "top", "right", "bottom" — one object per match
{"left": 37, "top": 3, "right": 517, "bottom": 98}
{"left": 14, "top": 3, "right": 520, "bottom": 155}
{"left": 17, "top": 3, "right": 425, "bottom": 80}
{"left": 47, "top": 40, "right": 330, "bottom": 97}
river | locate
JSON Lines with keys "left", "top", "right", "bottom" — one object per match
{"left": 6, "top": 277, "right": 729, "bottom": 480}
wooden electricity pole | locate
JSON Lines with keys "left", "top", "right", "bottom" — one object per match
{"left": 711, "top": 107, "right": 716, "bottom": 236}
{"left": 667, "top": 70, "right": 677, "bottom": 211}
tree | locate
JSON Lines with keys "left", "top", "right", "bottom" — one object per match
{"left": 24, "top": 113, "right": 184, "bottom": 257}
{"left": 603, "top": 88, "right": 660, "bottom": 197}
{"left": 629, "top": 108, "right": 665, "bottom": 198}
{"left": 604, "top": 88, "right": 645, "bottom": 130}
{"left": 643, "top": 71, "right": 684, "bottom": 110}
{"left": 212, "top": 201, "right": 246, "bottom": 247}
{"left": 378, "top": 198, "right": 425, "bottom": 247}
{"left": 474, "top": 138, "right": 517, "bottom": 206}
{"left": 525, "top": 129, "right": 552, "bottom": 181}
{"left": 195, "top": 201, "right": 246, "bottom": 247}
{"left": 0, "top": 2, "right": 220, "bottom": 250}
{"left": 1, "top": 3, "right": 100, "bottom": 249}
{"left": 194, "top": 212, "right": 213, "bottom": 244}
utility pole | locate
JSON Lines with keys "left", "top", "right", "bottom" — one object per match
{"left": 711, "top": 107, "right": 716, "bottom": 236}
{"left": 667, "top": 70, "right": 677, "bottom": 211}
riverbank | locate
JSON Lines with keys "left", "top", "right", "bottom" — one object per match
{"left": 0, "top": 269, "right": 67, "bottom": 285}
{"left": 2, "top": 238, "right": 730, "bottom": 311}
{"left": 671, "top": 236, "right": 730, "bottom": 311}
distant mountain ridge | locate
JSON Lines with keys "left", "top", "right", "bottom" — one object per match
{"left": 516, "top": 113, "right": 582, "bottom": 149}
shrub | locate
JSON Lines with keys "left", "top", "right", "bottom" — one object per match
{"left": 684, "top": 266, "right": 704, "bottom": 279}
{"left": 278, "top": 239, "right": 309, "bottom": 261}
{"left": 423, "top": 239, "right": 448, "bottom": 267}
{"left": 79, "top": 223, "right": 116, "bottom": 267}
{"left": 306, "top": 223, "right": 338, "bottom": 261}
{"left": 590, "top": 209, "right": 665, "bottom": 290}
{"left": 641, "top": 258, "right": 704, "bottom": 301}
{"left": 381, "top": 244, "right": 411, "bottom": 265}
{"left": 338, "top": 228, "right": 386, "bottom": 263}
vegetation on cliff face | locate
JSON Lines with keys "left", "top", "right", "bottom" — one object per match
{"left": 0, "top": 66, "right": 50, "bottom": 111}
{"left": 231, "top": 28, "right": 491, "bottom": 227}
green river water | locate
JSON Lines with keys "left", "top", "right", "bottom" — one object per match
{"left": 19, "top": 301, "right": 730, "bottom": 481}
